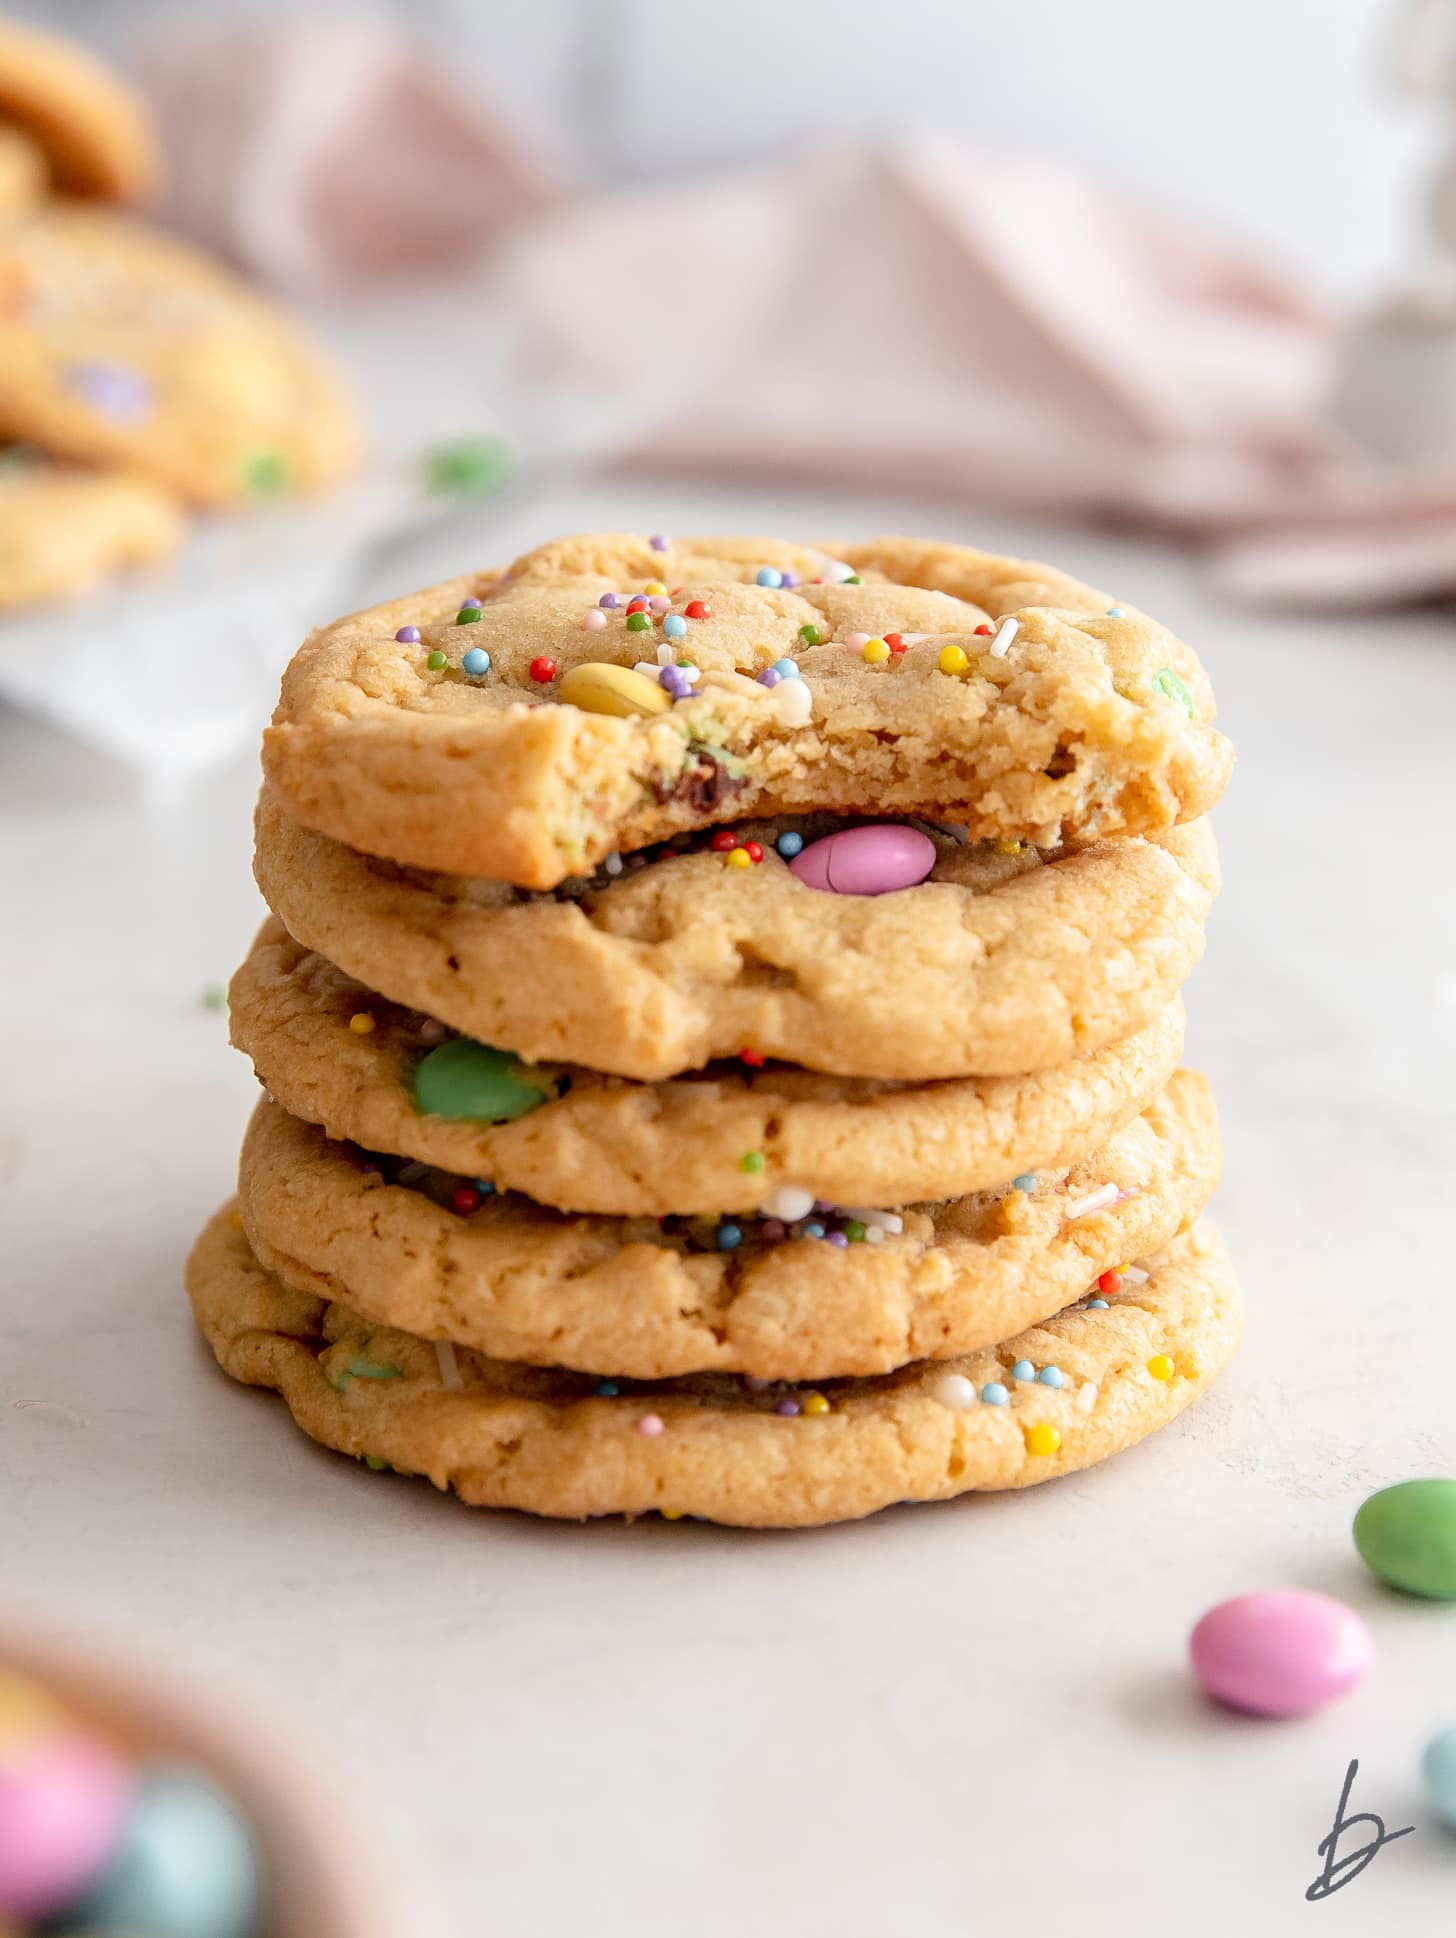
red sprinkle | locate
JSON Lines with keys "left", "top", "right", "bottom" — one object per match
{"left": 529, "top": 657, "right": 556, "bottom": 683}
{"left": 743, "top": 841, "right": 764, "bottom": 862}
{"left": 710, "top": 830, "right": 740, "bottom": 852}
{"left": 451, "top": 1185, "right": 482, "bottom": 1215}
{"left": 974, "top": 624, "right": 994, "bottom": 636}
{"left": 884, "top": 632, "right": 906, "bottom": 654}
{"left": 740, "top": 1049, "right": 766, "bottom": 1067}
{"left": 684, "top": 600, "right": 711, "bottom": 620}
{"left": 1098, "top": 1269, "right": 1122, "bottom": 1295}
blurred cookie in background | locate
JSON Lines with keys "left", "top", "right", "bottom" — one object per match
{"left": 0, "top": 123, "right": 45, "bottom": 214}
{"left": 0, "top": 447, "right": 183, "bottom": 611}
{"left": 0, "top": 13, "right": 161, "bottom": 202}
{"left": 0, "top": 205, "right": 361, "bottom": 507}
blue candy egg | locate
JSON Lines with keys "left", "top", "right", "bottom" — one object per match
{"left": 68, "top": 1767, "right": 261, "bottom": 1938}
{"left": 1423, "top": 1724, "right": 1456, "bottom": 1827}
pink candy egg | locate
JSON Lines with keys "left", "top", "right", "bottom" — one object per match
{"left": 787, "top": 824, "right": 936, "bottom": 896}
{"left": 1189, "top": 1590, "right": 1374, "bottom": 1718}
{"left": 0, "top": 1731, "right": 133, "bottom": 1919}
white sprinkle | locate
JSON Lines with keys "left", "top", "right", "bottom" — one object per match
{"left": 773, "top": 677, "right": 813, "bottom": 727}
{"left": 822, "top": 558, "right": 857, "bottom": 583}
{"left": 761, "top": 1185, "right": 815, "bottom": 1223}
{"left": 929, "top": 1373, "right": 978, "bottom": 1411}
{"left": 1063, "top": 1182, "right": 1120, "bottom": 1221}
{"left": 604, "top": 853, "right": 623, "bottom": 877}
{"left": 1076, "top": 1381, "right": 1099, "bottom": 1414}
{"left": 632, "top": 660, "right": 660, "bottom": 681}
{"left": 656, "top": 642, "right": 676, "bottom": 665}
{"left": 864, "top": 1226, "right": 885, "bottom": 1244}
{"left": 434, "top": 1341, "right": 463, "bottom": 1391}
{"left": 840, "top": 1207, "right": 904, "bottom": 1234}
{"left": 1121, "top": 1264, "right": 1149, "bottom": 1285}
{"left": 989, "top": 616, "right": 1020, "bottom": 658}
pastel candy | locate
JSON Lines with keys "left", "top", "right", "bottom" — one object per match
{"left": 1353, "top": 1478, "right": 1456, "bottom": 1599}
{"left": 0, "top": 1732, "right": 133, "bottom": 1920}
{"left": 787, "top": 824, "right": 936, "bottom": 896}
{"left": 1189, "top": 1590, "right": 1373, "bottom": 1718}
{"left": 1422, "top": 1723, "right": 1456, "bottom": 1827}
{"left": 69, "top": 1767, "right": 261, "bottom": 1938}
{"left": 414, "top": 1039, "right": 549, "bottom": 1124}
{"left": 558, "top": 661, "right": 671, "bottom": 718}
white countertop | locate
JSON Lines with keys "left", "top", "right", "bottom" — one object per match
{"left": 3, "top": 476, "right": 1454, "bottom": 1937}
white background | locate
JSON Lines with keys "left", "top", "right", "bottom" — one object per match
{"left": 30, "top": 0, "right": 1448, "bottom": 295}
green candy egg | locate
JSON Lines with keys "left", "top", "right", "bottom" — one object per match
{"left": 413, "top": 1038, "right": 549, "bottom": 1124}
{"left": 1353, "top": 1478, "right": 1456, "bottom": 1599}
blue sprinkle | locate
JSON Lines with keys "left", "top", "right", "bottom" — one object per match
{"left": 1012, "top": 1359, "right": 1036, "bottom": 1382}
{"left": 472, "top": 1178, "right": 496, "bottom": 1196}
{"left": 1106, "top": 605, "right": 1126, "bottom": 617}
{"left": 1012, "top": 1173, "right": 1037, "bottom": 1192}
{"left": 717, "top": 1223, "right": 743, "bottom": 1251}
{"left": 1086, "top": 1296, "right": 1109, "bottom": 1309}
{"left": 776, "top": 832, "right": 804, "bottom": 859}
{"left": 801, "top": 1221, "right": 825, "bottom": 1240}
{"left": 1038, "top": 1366, "right": 1067, "bottom": 1388}
{"left": 772, "top": 657, "right": 799, "bottom": 678}
{"left": 663, "top": 613, "right": 688, "bottom": 638}
{"left": 596, "top": 1381, "right": 619, "bottom": 1397}
{"left": 981, "top": 1382, "right": 1009, "bottom": 1406}
{"left": 462, "top": 647, "right": 490, "bottom": 676}
{"left": 756, "top": 567, "right": 784, "bottom": 588}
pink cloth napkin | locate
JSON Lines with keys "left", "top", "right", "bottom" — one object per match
{"left": 506, "top": 140, "right": 1456, "bottom": 607}
{"left": 136, "top": 14, "right": 1456, "bottom": 609}
{"left": 141, "top": 16, "right": 558, "bottom": 290}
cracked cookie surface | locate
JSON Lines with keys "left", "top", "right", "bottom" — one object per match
{"left": 262, "top": 532, "right": 1233, "bottom": 887}
{"left": 236, "top": 1072, "right": 1220, "bottom": 1381}
{"left": 255, "top": 793, "right": 1218, "bottom": 1082}
{"left": 188, "top": 1206, "right": 1242, "bottom": 1528}
{"left": 230, "top": 917, "right": 1187, "bottom": 1215}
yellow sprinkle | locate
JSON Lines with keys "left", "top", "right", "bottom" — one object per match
{"left": 801, "top": 1392, "right": 831, "bottom": 1416}
{"left": 725, "top": 847, "right": 753, "bottom": 869}
{"left": 994, "top": 838, "right": 1023, "bottom": 855}
{"left": 1024, "top": 1422, "right": 1062, "bottom": 1457}
{"left": 1148, "top": 1354, "right": 1175, "bottom": 1382}
{"left": 660, "top": 1507, "right": 683, "bottom": 1520}
{"left": 643, "top": 580, "right": 667, "bottom": 595}
{"left": 938, "top": 644, "right": 969, "bottom": 675}
{"left": 349, "top": 1012, "right": 376, "bottom": 1034}
{"left": 862, "top": 638, "right": 890, "bottom": 664}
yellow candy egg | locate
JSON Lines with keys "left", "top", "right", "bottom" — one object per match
{"left": 559, "top": 662, "right": 672, "bottom": 720}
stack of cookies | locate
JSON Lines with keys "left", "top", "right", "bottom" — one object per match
{"left": 189, "top": 532, "right": 1238, "bottom": 1528}
{"left": 0, "top": 17, "right": 358, "bottom": 613}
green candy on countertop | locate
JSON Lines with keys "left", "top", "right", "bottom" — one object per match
{"left": 423, "top": 434, "right": 513, "bottom": 497}
{"left": 413, "top": 1038, "right": 550, "bottom": 1125}
{"left": 1353, "top": 1478, "right": 1456, "bottom": 1599}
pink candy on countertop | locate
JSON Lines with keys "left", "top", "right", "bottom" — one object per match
{"left": 1189, "top": 1590, "right": 1374, "bottom": 1719}
{"left": 0, "top": 1730, "right": 134, "bottom": 1919}
{"left": 787, "top": 823, "right": 936, "bottom": 896}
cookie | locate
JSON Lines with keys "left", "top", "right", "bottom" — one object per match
{"left": 0, "top": 125, "right": 45, "bottom": 214}
{"left": 0, "top": 449, "right": 183, "bottom": 610}
{"left": 0, "top": 17, "right": 161, "bottom": 201}
{"left": 262, "top": 532, "right": 1233, "bottom": 887}
{"left": 236, "top": 1071, "right": 1219, "bottom": 1380}
{"left": 254, "top": 791, "right": 1218, "bottom": 1082}
{"left": 188, "top": 1206, "right": 1242, "bottom": 1527}
{"left": 0, "top": 206, "right": 360, "bottom": 506}
{"left": 229, "top": 916, "right": 1187, "bottom": 1215}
